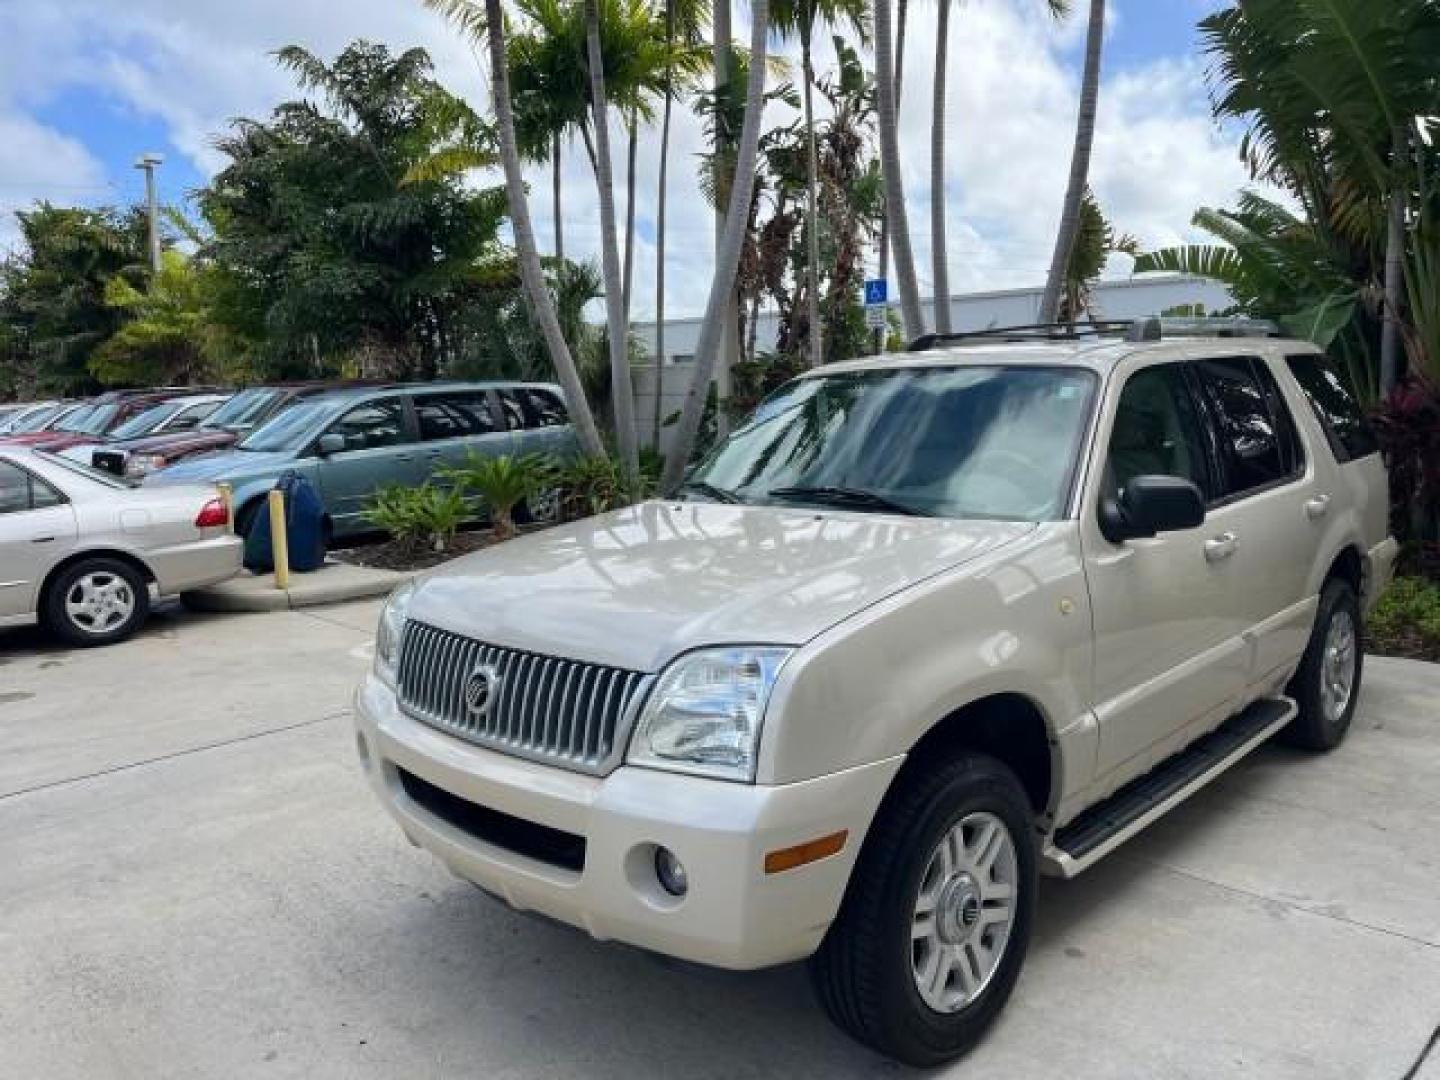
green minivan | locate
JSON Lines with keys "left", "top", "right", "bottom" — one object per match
{"left": 151, "top": 381, "right": 577, "bottom": 538}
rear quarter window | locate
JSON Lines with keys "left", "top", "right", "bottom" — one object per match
{"left": 1285, "top": 354, "right": 1378, "bottom": 463}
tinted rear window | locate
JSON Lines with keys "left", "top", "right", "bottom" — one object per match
{"left": 1195, "top": 356, "right": 1303, "bottom": 498}
{"left": 1285, "top": 354, "right": 1378, "bottom": 462}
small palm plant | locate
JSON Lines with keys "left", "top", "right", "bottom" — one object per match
{"left": 444, "top": 453, "right": 555, "bottom": 541}
{"left": 363, "top": 484, "right": 468, "bottom": 553}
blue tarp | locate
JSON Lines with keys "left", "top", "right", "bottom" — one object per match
{"left": 242, "top": 471, "right": 329, "bottom": 574}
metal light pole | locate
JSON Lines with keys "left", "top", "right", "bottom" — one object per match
{"left": 134, "top": 152, "right": 164, "bottom": 273}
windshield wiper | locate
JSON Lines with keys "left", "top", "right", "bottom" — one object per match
{"left": 677, "top": 480, "right": 742, "bottom": 504}
{"left": 768, "top": 485, "right": 933, "bottom": 517}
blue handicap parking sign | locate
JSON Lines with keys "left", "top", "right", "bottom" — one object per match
{"left": 864, "top": 279, "right": 888, "bottom": 306}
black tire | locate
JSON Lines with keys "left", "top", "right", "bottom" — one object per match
{"left": 42, "top": 557, "right": 150, "bottom": 647}
{"left": 809, "top": 753, "right": 1037, "bottom": 1066}
{"left": 1282, "top": 577, "right": 1363, "bottom": 751}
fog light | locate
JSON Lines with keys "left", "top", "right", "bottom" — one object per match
{"left": 654, "top": 846, "right": 688, "bottom": 897}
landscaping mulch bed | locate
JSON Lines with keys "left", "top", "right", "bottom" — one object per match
{"left": 331, "top": 531, "right": 498, "bottom": 572}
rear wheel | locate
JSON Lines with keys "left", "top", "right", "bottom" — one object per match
{"left": 1283, "top": 577, "right": 1363, "bottom": 750}
{"left": 43, "top": 557, "right": 150, "bottom": 647}
{"left": 809, "top": 753, "right": 1036, "bottom": 1066}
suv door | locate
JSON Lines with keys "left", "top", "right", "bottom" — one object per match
{"left": 414, "top": 390, "right": 513, "bottom": 481}
{"left": 1192, "top": 353, "right": 1322, "bottom": 693}
{"left": 311, "top": 398, "right": 417, "bottom": 533}
{"left": 1081, "top": 359, "right": 1250, "bottom": 788}
{"left": 0, "top": 462, "right": 77, "bottom": 618}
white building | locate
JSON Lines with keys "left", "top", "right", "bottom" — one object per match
{"left": 631, "top": 274, "right": 1232, "bottom": 451}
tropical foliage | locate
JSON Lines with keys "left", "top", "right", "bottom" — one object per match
{"left": 364, "top": 483, "right": 469, "bottom": 552}
{"left": 442, "top": 451, "right": 556, "bottom": 540}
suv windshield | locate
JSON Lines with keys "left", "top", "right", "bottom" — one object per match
{"left": 686, "top": 365, "right": 1097, "bottom": 521}
{"left": 238, "top": 398, "right": 333, "bottom": 452}
{"left": 204, "top": 387, "right": 282, "bottom": 431}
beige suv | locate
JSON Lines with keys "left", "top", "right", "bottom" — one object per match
{"left": 354, "top": 319, "right": 1396, "bottom": 1065}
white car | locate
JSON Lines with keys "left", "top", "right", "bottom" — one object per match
{"left": 0, "top": 448, "right": 241, "bottom": 646}
{"left": 353, "top": 319, "right": 1396, "bottom": 1064}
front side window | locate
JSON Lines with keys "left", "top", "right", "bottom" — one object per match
{"left": 686, "top": 365, "right": 1097, "bottom": 521}
{"left": 1195, "top": 356, "right": 1301, "bottom": 498}
{"left": 1286, "top": 354, "right": 1378, "bottom": 462}
{"left": 325, "top": 400, "right": 407, "bottom": 451}
{"left": 494, "top": 388, "right": 529, "bottom": 430}
{"left": 1107, "top": 363, "right": 1212, "bottom": 498}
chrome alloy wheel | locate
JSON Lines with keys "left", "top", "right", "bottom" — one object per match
{"left": 910, "top": 811, "right": 1018, "bottom": 1013}
{"left": 1320, "top": 607, "right": 1358, "bottom": 725}
{"left": 64, "top": 571, "right": 136, "bottom": 634}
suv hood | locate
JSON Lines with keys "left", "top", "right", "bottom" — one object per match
{"left": 411, "top": 501, "right": 1034, "bottom": 673}
{"left": 149, "top": 448, "right": 292, "bottom": 483}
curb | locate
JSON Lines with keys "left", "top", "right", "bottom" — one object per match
{"left": 182, "top": 563, "right": 407, "bottom": 613}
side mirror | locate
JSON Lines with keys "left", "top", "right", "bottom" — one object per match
{"left": 1100, "top": 474, "right": 1205, "bottom": 543}
{"left": 316, "top": 433, "right": 346, "bottom": 457}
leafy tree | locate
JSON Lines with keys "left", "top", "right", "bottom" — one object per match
{"left": 199, "top": 41, "right": 510, "bottom": 380}
{"left": 1058, "top": 187, "right": 1137, "bottom": 326}
{"left": 0, "top": 204, "right": 150, "bottom": 393}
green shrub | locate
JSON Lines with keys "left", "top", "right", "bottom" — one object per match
{"left": 1368, "top": 576, "right": 1440, "bottom": 662}
{"left": 555, "top": 451, "right": 661, "bottom": 520}
{"left": 363, "top": 483, "right": 467, "bottom": 553}
{"left": 442, "top": 452, "right": 554, "bottom": 540}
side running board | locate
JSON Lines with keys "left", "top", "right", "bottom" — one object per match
{"left": 1042, "top": 697, "right": 1297, "bottom": 878}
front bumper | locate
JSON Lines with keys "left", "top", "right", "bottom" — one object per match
{"left": 354, "top": 673, "right": 900, "bottom": 970}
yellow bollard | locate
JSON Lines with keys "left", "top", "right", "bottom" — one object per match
{"left": 217, "top": 483, "right": 234, "bottom": 536}
{"left": 268, "top": 488, "right": 291, "bottom": 591}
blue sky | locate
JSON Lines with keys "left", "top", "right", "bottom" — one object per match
{"left": 0, "top": 0, "right": 1243, "bottom": 316}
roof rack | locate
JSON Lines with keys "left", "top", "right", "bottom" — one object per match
{"left": 907, "top": 316, "right": 1280, "bottom": 352}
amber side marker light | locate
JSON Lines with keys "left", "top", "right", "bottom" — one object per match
{"left": 764, "top": 830, "right": 848, "bottom": 874}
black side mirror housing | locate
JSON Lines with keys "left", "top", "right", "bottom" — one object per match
{"left": 1100, "top": 474, "right": 1206, "bottom": 543}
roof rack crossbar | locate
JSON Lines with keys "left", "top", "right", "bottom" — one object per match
{"left": 907, "top": 315, "right": 1280, "bottom": 353}
{"left": 906, "top": 321, "right": 1132, "bottom": 352}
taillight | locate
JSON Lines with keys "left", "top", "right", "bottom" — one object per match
{"left": 195, "top": 498, "right": 229, "bottom": 529}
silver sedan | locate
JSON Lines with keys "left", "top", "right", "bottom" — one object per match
{"left": 0, "top": 448, "right": 241, "bottom": 646}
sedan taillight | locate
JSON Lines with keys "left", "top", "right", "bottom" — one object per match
{"left": 195, "top": 498, "right": 229, "bottom": 529}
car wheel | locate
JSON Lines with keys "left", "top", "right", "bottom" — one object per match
{"left": 522, "top": 486, "right": 563, "bottom": 525}
{"left": 1283, "top": 577, "right": 1363, "bottom": 751}
{"left": 809, "top": 752, "right": 1036, "bottom": 1066}
{"left": 43, "top": 557, "right": 150, "bottom": 647}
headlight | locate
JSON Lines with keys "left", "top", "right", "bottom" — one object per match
{"left": 125, "top": 454, "right": 167, "bottom": 478}
{"left": 627, "top": 646, "right": 794, "bottom": 782}
{"left": 374, "top": 579, "right": 416, "bottom": 687}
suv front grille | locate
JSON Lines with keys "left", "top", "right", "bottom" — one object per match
{"left": 395, "top": 621, "right": 649, "bottom": 774}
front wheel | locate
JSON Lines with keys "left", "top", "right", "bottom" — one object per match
{"left": 809, "top": 753, "right": 1036, "bottom": 1066}
{"left": 1283, "top": 577, "right": 1363, "bottom": 750}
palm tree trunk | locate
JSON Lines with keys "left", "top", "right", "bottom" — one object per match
{"left": 873, "top": 0, "right": 907, "bottom": 353}
{"left": 801, "top": 30, "right": 824, "bottom": 367}
{"left": 552, "top": 133, "right": 565, "bottom": 261}
{"left": 483, "top": 0, "right": 604, "bottom": 458}
{"left": 1380, "top": 128, "right": 1407, "bottom": 397}
{"left": 623, "top": 115, "right": 639, "bottom": 320}
{"left": 930, "top": 0, "right": 952, "bottom": 334}
{"left": 653, "top": 0, "right": 676, "bottom": 449}
{"left": 713, "top": 0, "right": 736, "bottom": 434}
{"left": 874, "top": 0, "right": 924, "bottom": 341}
{"left": 584, "top": 0, "right": 641, "bottom": 483}
{"left": 661, "top": 0, "right": 770, "bottom": 492}
{"left": 1039, "top": 0, "right": 1105, "bottom": 325}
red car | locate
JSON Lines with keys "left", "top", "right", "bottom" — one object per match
{"left": 0, "top": 390, "right": 213, "bottom": 453}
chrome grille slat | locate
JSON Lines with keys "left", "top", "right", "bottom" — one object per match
{"left": 395, "top": 621, "right": 646, "bottom": 775}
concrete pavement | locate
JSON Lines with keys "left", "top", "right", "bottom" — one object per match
{"left": 1, "top": 606, "right": 1437, "bottom": 1079}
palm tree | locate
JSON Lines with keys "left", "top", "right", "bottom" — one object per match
{"left": 661, "top": 0, "right": 772, "bottom": 490}
{"left": 773, "top": 0, "right": 868, "bottom": 367}
{"left": 1038, "top": 0, "right": 1104, "bottom": 324}
{"left": 871, "top": 0, "right": 905, "bottom": 353}
{"left": 873, "top": 0, "right": 924, "bottom": 342}
{"left": 585, "top": 0, "right": 642, "bottom": 483}
{"left": 930, "top": 0, "right": 1068, "bottom": 335}
{"left": 424, "top": 0, "right": 606, "bottom": 457}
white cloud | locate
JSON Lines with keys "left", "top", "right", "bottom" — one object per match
{"left": 0, "top": 113, "right": 110, "bottom": 255}
{"left": 0, "top": 0, "right": 1258, "bottom": 318}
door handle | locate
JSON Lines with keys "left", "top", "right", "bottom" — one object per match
{"left": 1304, "top": 494, "right": 1332, "bottom": 520}
{"left": 1204, "top": 532, "right": 1238, "bottom": 562}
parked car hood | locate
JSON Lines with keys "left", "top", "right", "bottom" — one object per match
{"left": 13, "top": 432, "right": 98, "bottom": 452}
{"left": 150, "top": 448, "right": 295, "bottom": 483}
{"left": 410, "top": 501, "right": 1035, "bottom": 673}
